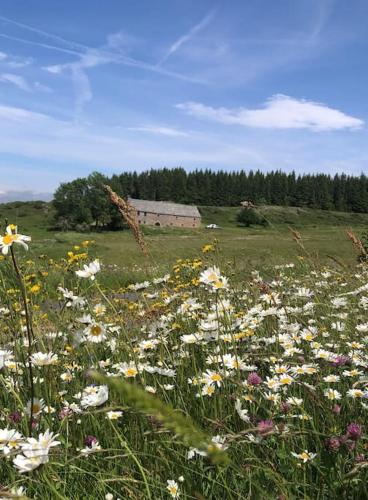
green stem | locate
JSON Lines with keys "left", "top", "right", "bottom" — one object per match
{"left": 10, "top": 246, "right": 35, "bottom": 436}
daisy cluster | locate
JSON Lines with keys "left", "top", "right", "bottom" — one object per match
{"left": 0, "top": 226, "right": 367, "bottom": 498}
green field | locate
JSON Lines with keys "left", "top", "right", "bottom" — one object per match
{"left": 0, "top": 201, "right": 367, "bottom": 285}
{"left": 1, "top": 201, "right": 368, "bottom": 498}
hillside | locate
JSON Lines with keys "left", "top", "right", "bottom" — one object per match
{"left": 0, "top": 200, "right": 366, "bottom": 287}
{"left": 2, "top": 200, "right": 368, "bottom": 233}
{"left": 200, "top": 204, "right": 368, "bottom": 227}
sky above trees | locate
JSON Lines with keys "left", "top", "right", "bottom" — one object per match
{"left": 0, "top": 0, "right": 367, "bottom": 198}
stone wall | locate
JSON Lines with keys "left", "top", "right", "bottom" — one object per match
{"left": 136, "top": 210, "right": 201, "bottom": 228}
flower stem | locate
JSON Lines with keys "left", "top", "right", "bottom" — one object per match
{"left": 10, "top": 246, "right": 35, "bottom": 435}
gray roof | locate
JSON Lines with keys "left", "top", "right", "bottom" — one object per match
{"left": 128, "top": 198, "right": 201, "bottom": 218}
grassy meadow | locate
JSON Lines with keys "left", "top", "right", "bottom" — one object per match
{"left": 0, "top": 202, "right": 367, "bottom": 499}
{"left": 1, "top": 201, "right": 367, "bottom": 287}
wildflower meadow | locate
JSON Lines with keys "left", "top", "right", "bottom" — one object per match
{"left": 0, "top": 223, "right": 367, "bottom": 499}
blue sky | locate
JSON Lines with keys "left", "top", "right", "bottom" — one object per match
{"left": 0, "top": 0, "right": 367, "bottom": 198}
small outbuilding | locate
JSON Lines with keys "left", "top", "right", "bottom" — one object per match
{"left": 240, "top": 200, "right": 255, "bottom": 209}
{"left": 129, "top": 198, "right": 201, "bottom": 228}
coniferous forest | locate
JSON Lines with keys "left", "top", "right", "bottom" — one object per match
{"left": 53, "top": 169, "right": 368, "bottom": 229}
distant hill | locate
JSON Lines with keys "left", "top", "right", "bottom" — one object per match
{"left": 0, "top": 191, "right": 53, "bottom": 203}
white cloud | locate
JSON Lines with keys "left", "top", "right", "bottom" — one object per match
{"left": 176, "top": 95, "right": 364, "bottom": 131}
{"left": 127, "top": 126, "right": 188, "bottom": 137}
{"left": 0, "top": 52, "right": 7, "bottom": 61}
{"left": 0, "top": 73, "right": 32, "bottom": 91}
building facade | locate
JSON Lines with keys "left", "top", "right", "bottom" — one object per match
{"left": 129, "top": 198, "right": 201, "bottom": 228}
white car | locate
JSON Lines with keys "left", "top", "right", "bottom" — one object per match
{"left": 206, "top": 224, "right": 220, "bottom": 229}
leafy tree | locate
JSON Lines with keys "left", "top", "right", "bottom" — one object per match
{"left": 53, "top": 178, "right": 92, "bottom": 229}
{"left": 237, "top": 208, "right": 267, "bottom": 227}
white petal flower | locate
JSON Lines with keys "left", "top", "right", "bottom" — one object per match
{"left": 0, "top": 225, "right": 31, "bottom": 255}
{"left": 76, "top": 260, "right": 100, "bottom": 280}
{"left": 81, "top": 385, "right": 108, "bottom": 408}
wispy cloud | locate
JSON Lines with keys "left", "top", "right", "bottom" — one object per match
{"left": 0, "top": 102, "right": 366, "bottom": 193}
{"left": 0, "top": 104, "right": 50, "bottom": 121}
{"left": 0, "top": 72, "right": 31, "bottom": 91}
{"left": 177, "top": 95, "right": 364, "bottom": 131}
{"left": 158, "top": 8, "right": 216, "bottom": 65}
{"left": 0, "top": 72, "right": 52, "bottom": 93}
{"left": 0, "top": 18, "right": 206, "bottom": 119}
{"left": 0, "top": 103, "right": 271, "bottom": 172}
{"left": 127, "top": 125, "right": 188, "bottom": 137}
{"left": 0, "top": 46, "right": 33, "bottom": 68}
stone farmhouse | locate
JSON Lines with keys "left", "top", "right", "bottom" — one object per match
{"left": 129, "top": 198, "right": 201, "bottom": 228}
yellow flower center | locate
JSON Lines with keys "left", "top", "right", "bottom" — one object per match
{"left": 32, "top": 403, "right": 41, "bottom": 413}
{"left": 125, "top": 367, "right": 138, "bottom": 377}
{"left": 3, "top": 234, "right": 17, "bottom": 245}
{"left": 90, "top": 325, "right": 102, "bottom": 336}
{"left": 280, "top": 376, "right": 292, "bottom": 385}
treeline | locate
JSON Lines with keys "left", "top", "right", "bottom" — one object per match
{"left": 53, "top": 169, "right": 368, "bottom": 230}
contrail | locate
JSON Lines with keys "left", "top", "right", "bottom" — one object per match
{"left": 0, "top": 33, "right": 84, "bottom": 57}
{"left": 0, "top": 17, "right": 207, "bottom": 84}
{"left": 0, "top": 14, "right": 89, "bottom": 53}
{"left": 158, "top": 8, "right": 216, "bottom": 65}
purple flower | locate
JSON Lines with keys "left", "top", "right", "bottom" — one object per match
{"left": 58, "top": 407, "right": 72, "bottom": 420}
{"left": 8, "top": 410, "right": 22, "bottom": 423}
{"left": 331, "top": 355, "right": 351, "bottom": 367}
{"left": 84, "top": 435, "right": 98, "bottom": 447}
{"left": 326, "top": 437, "right": 340, "bottom": 452}
{"left": 346, "top": 423, "right": 363, "bottom": 441}
{"left": 247, "top": 372, "right": 262, "bottom": 386}
{"left": 257, "top": 420, "right": 274, "bottom": 435}
{"left": 280, "top": 402, "right": 291, "bottom": 414}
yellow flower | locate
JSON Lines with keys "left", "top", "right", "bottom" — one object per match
{"left": 202, "top": 244, "right": 214, "bottom": 253}
{"left": 30, "top": 284, "right": 41, "bottom": 294}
